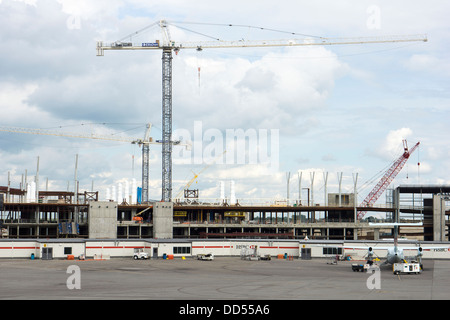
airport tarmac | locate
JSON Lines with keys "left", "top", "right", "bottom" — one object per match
{"left": 0, "top": 257, "right": 449, "bottom": 300}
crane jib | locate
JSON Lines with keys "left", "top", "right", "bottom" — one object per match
{"left": 98, "top": 34, "right": 427, "bottom": 53}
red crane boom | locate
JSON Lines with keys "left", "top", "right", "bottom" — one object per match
{"left": 357, "top": 140, "right": 420, "bottom": 220}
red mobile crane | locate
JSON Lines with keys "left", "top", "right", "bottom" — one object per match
{"left": 357, "top": 140, "right": 420, "bottom": 220}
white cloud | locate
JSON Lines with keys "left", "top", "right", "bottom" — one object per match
{"left": 322, "top": 153, "right": 336, "bottom": 162}
{"left": 175, "top": 45, "right": 347, "bottom": 133}
{"left": 417, "top": 161, "right": 431, "bottom": 175}
{"left": 405, "top": 54, "right": 450, "bottom": 75}
{"left": 13, "top": 0, "right": 37, "bottom": 6}
{"left": 207, "top": 163, "right": 278, "bottom": 181}
{"left": 0, "top": 83, "right": 54, "bottom": 126}
{"left": 375, "top": 128, "right": 413, "bottom": 161}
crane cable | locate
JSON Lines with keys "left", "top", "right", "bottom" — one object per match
{"left": 356, "top": 143, "right": 406, "bottom": 201}
{"left": 170, "top": 21, "right": 326, "bottom": 39}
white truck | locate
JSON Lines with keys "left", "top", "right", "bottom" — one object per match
{"left": 197, "top": 253, "right": 214, "bottom": 261}
{"left": 133, "top": 248, "right": 149, "bottom": 260}
{"left": 393, "top": 262, "right": 421, "bottom": 275}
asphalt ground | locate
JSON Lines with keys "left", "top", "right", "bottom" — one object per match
{"left": 0, "top": 257, "right": 448, "bottom": 302}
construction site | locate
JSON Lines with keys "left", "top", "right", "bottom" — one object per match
{"left": 0, "top": 176, "right": 449, "bottom": 243}
{"left": 2, "top": 2, "right": 450, "bottom": 305}
{"left": 0, "top": 21, "right": 448, "bottom": 251}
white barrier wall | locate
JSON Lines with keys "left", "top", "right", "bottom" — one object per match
{"left": 0, "top": 241, "right": 84, "bottom": 259}
{"left": 191, "top": 240, "right": 300, "bottom": 257}
{"left": 0, "top": 239, "right": 448, "bottom": 260}
{"left": 0, "top": 240, "right": 302, "bottom": 259}
{"left": 0, "top": 242, "right": 39, "bottom": 259}
{"left": 40, "top": 242, "right": 85, "bottom": 259}
{"left": 85, "top": 241, "right": 152, "bottom": 258}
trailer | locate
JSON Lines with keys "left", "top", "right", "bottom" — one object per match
{"left": 351, "top": 264, "right": 365, "bottom": 272}
{"left": 352, "top": 263, "right": 378, "bottom": 272}
{"left": 393, "top": 263, "right": 421, "bottom": 275}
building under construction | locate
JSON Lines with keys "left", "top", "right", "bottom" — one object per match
{"left": 0, "top": 184, "right": 448, "bottom": 242}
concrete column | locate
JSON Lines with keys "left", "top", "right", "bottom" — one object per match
{"left": 153, "top": 202, "right": 173, "bottom": 239}
{"left": 298, "top": 172, "right": 302, "bottom": 205}
{"left": 353, "top": 173, "right": 358, "bottom": 221}
{"left": 433, "top": 195, "right": 445, "bottom": 241}
{"left": 88, "top": 201, "right": 117, "bottom": 239}
{"left": 337, "top": 172, "right": 343, "bottom": 206}
{"left": 373, "top": 228, "right": 380, "bottom": 240}
{"left": 393, "top": 187, "right": 400, "bottom": 222}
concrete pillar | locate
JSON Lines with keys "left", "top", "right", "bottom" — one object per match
{"left": 88, "top": 201, "right": 118, "bottom": 239}
{"left": 153, "top": 202, "right": 173, "bottom": 239}
{"left": 433, "top": 195, "right": 446, "bottom": 241}
{"left": 393, "top": 187, "right": 400, "bottom": 222}
{"left": 373, "top": 228, "right": 380, "bottom": 240}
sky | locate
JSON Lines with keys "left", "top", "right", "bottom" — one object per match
{"left": 0, "top": 0, "right": 449, "bottom": 213}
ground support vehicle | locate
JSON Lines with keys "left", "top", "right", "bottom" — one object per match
{"left": 352, "top": 264, "right": 364, "bottom": 272}
{"left": 393, "top": 263, "right": 421, "bottom": 275}
{"left": 197, "top": 253, "right": 214, "bottom": 261}
{"left": 133, "top": 248, "right": 149, "bottom": 260}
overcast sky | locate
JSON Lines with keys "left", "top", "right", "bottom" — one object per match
{"left": 0, "top": 0, "right": 449, "bottom": 211}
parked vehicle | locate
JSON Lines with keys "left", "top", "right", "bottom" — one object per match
{"left": 133, "top": 248, "right": 149, "bottom": 260}
{"left": 393, "top": 262, "right": 421, "bottom": 275}
{"left": 197, "top": 253, "right": 214, "bottom": 261}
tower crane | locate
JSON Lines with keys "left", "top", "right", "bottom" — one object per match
{"left": 96, "top": 19, "right": 427, "bottom": 202}
{"left": 0, "top": 123, "right": 183, "bottom": 203}
{"left": 357, "top": 140, "right": 420, "bottom": 220}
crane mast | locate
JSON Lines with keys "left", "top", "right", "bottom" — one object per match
{"left": 96, "top": 19, "right": 427, "bottom": 202}
{"left": 161, "top": 48, "right": 173, "bottom": 202}
{"left": 140, "top": 123, "right": 152, "bottom": 203}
